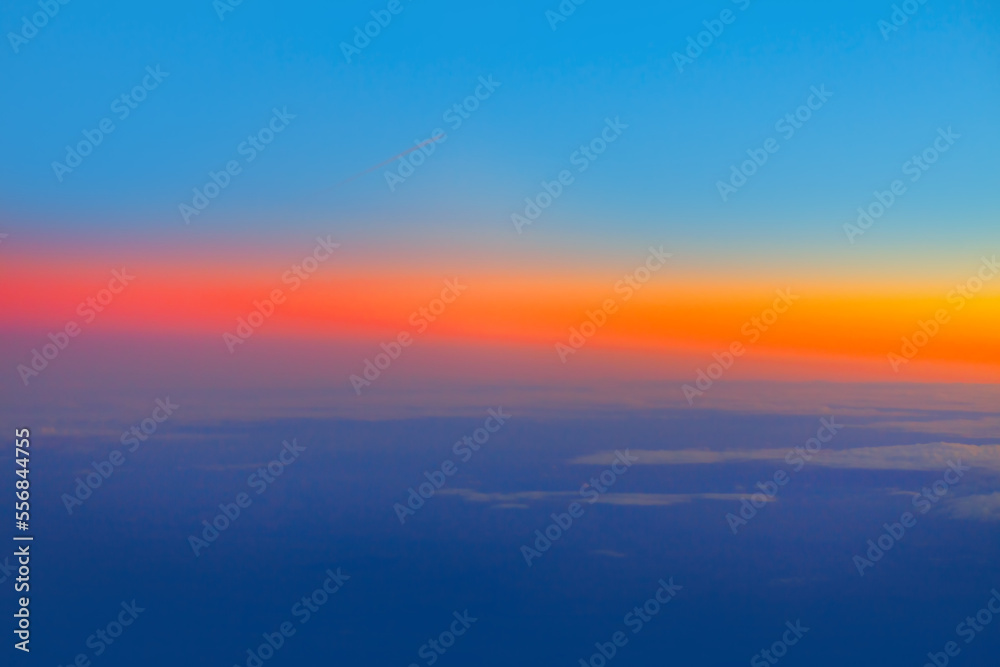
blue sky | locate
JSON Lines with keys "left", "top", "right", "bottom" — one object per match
{"left": 2, "top": 0, "right": 997, "bottom": 265}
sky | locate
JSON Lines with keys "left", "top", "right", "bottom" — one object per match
{"left": 3, "top": 1, "right": 998, "bottom": 245}
{"left": 3, "top": 1, "right": 1000, "bottom": 413}
{"left": 2, "top": 1, "right": 999, "bottom": 399}
{"left": 3, "top": 2, "right": 1000, "bottom": 665}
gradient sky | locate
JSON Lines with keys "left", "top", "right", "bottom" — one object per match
{"left": 2, "top": 0, "right": 999, "bottom": 397}
{"left": 4, "top": 5, "right": 1000, "bottom": 665}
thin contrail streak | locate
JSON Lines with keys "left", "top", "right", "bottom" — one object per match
{"left": 328, "top": 133, "right": 446, "bottom": 190}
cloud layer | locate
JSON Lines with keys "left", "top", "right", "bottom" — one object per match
{"left": 572, "top": 443, "right": 1000, "bottom": 472}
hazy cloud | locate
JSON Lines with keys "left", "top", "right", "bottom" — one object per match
{"left": 572, "top": 443, "right": 1000, "bottom": 472}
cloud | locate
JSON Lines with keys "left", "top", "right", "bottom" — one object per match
{"left": 187, "top": 462, "right": 269, "bottom": 472}
{"left": 438, "top": 488, "right": 771, "bottom": 508}
{"left": 572, "top": 443, "right": 1000, "bottom": 472}
{"left": 573, "top": 450, "right": 778, "bottom": 466}
{"left": 872, "top": 416, "right": 1000, "bottom": 440}
{"left": 596, "top": 493, "right": 771, "bottom": 507}
{"left": 438, "top": 490, "right": 576, "bottom": 503}
{"left": 943, "top": 493, "right": 1000, "bottom": 522}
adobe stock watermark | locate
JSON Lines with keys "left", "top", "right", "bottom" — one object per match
{"left": 750, "top": 621, "right": 810, "bottom": 667}
{"left": 349, "top": 278, "right": 467, "bottom": 395}
{"left": 7, "top": 0, "right": 72, "bottom": 54}
{"left": 673, "top": 0, "right": 753, "bottom": 73}
{"left": 213, "top": 0, "right": 245, "bottom": 21}
{"left": 407, "top": 611, "right": 478, "bottom": 667}
{"left": 0, "top": 557, "right": 14, "bottom": 585}
{"left": 187, "top": 438, "right": 306, "bottom": 556}
{"left": 577, "top": 579, "right": 682, "bottom": 667}
{"left": 231, "top": 568, "right": 349, "bottom": 667}
{"left": 520, "top": 450, "right": 638, "bottom": 567}
{"left": 511, "top": 117, "right": 628, "bottom": 234}
{"left": 179, "top": 107, "right": 295, "bottom": 224}
{"left": 717, "top": 85, "right": 833, "bottom": 202}
{"left": 888, "top": 255, "right": 998, "bottom": 371}
{"left": 223, "top": 236, "right": 340, "bottom": 353}
{"left": 52, "top": 66, "right": 170, "bottom": 182}
{"left": 556, "top": 246, "right": 672, "bottom": 363}
{"left": 920, "top": 588, "right": 1000, "bottom": 667}
{"left": 844, "top": 127, "right": 960, "bottom": 244}
{"left": 682, "top": 289, "right": 799, "bottom": 404}
{"left": 878, "top": 0, "right": 930, "bottom": 40}
{"left": 16, "top": 268, "right": 136, "bottom": 386}
{"left": 61, "top": 398, "right": 180, "bottom": 515}
{"left": 852, "top": 460, "right": 969, "bottom": 576}
{"left": 54, "top": 600, "right": 146, "bottom": 665}
{"left": 726, "top": 417, "right": 843, "bottom": 534}
{"left": 340, "top": 0, "right": 415, "bottom": 63}
{"left": 394, "top": 408, "right": 510, "bottom": 524}
{"left": 384, "top": 75, "right": 501, "bottom": 191}
{"left": 545, "top": 0, "right": 586, "bottom": 30}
